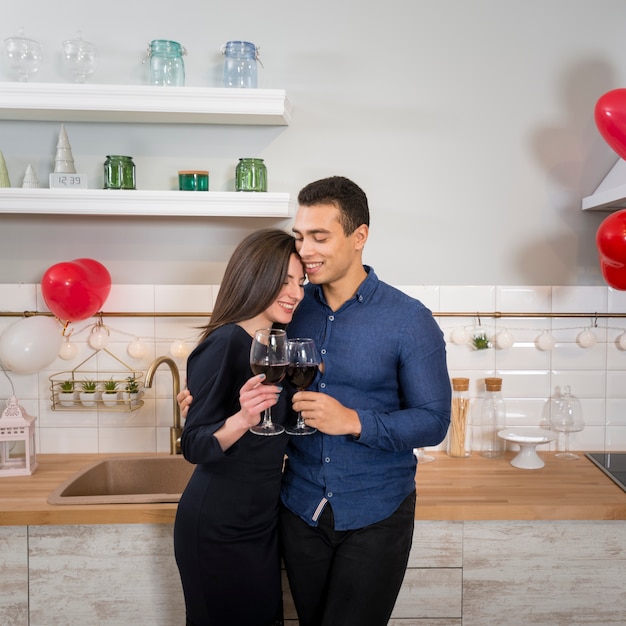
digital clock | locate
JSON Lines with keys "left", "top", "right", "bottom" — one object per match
{"left": 49, "top": 173, "right": 88, "bottom": 189}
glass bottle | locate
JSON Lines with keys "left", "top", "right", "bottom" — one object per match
{"left": 235, "top": 158, "right": 267, "bottom": 192}
{"left": 447, "top": 377, "right": 471, "bottom": 458}
{"left": 221, "top": 41, "right": 259, "bottom": 88}
{"left": 147, "top": 39, "right": 185, "bottom": 86}
{"left": 104, "top": 156, "right": 135, "bottom": 190}
{"left": 480, "top": 377, "right": 506, "bottom": 458}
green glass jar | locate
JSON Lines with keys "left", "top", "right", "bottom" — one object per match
{"left": 235, "top": 158, "right": 267, "bottom": 192}
{"left": 104, "top": 155, "right": 135, "bottom": 190}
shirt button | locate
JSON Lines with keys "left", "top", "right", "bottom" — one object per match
{"left": 327, "top": 492, "right": 333, "bottom": 498}
{"left": 320, "top": 383, "right": 326, "bottom": 389}
{"left": 328, "top": 315, "right": 335, "bottom": 321}
{"left": 325, "top": 457, "right": 331, "bottom": 463}
{"left": 321, "top": 349, "right": 327, "bottom": 355}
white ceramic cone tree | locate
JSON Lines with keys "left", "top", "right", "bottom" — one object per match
{"left": 22, "top": 164, "right": 40, "bottom": 188}
{"left": 53, "top": 124, "right": 76, "bottom": 173}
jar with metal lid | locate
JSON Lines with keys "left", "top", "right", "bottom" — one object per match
{"left": 221, "top": 41, "right": 260, "bottom": 88}
{"left": 146, "top": 39, "right": 186, "bottom": 86}
{"left": 480, "top": 377, "right": 506, "bottom": 458}
{"left": 447, "top": 377, "right": 471, "bottom": 458}
{"left": 104, "top": 155, "right": 135, "bottom": 190}
{"left": 235, "top": 158, "right": 267, "bottom": 192}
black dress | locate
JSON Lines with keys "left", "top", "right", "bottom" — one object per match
{"left": 174, "top": 324, "right": 291, "bottom": 626}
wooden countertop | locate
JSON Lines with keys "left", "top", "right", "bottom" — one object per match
{"left": 1, "top": 451, "right": 626, "bottom": 526}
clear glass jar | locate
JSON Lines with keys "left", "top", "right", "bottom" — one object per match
{"left": 147, "top": 39, "right": 185, "bottom": 86}
{"left": 235, "top": 158, "right": 267, "bottom": 192}
{"left": 104, "top": 155, "right": 135, "bottom": 190}
{"left": 447, "top": 377, "right": 471, "bottom": 458}
{"left": 221, "top": 41, "right": 259, "bottom": 88}
{"left": 480, "top": 377, "right": 506, "bottom": 458}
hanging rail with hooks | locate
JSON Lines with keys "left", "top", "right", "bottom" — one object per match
{"left": 1, "top": 310, "right": 626, "bottom": 319}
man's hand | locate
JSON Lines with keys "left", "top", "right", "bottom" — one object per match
{"left": 292, "top": 391, "right": 361, "bottom": 437}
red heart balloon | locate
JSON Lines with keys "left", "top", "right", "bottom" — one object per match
{"left": 596, "top": 209, "right": 626, "bottom": 290}
{"left": 41, "top": 258, "right": 111, "bottom": 321}
{"left": 595, "top": 89, "right": 626, "bottom": 161}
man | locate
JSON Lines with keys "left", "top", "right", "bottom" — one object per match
{"left": 180, "top": 176, "right": 451, "bottom": 625}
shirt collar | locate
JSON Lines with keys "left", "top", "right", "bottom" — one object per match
{"left": 310, "top": 265, "right": 378, "bottom": 307}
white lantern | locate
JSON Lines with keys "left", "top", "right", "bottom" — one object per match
{"left": 0, "top": 395, "right": 38, "bottom": 476}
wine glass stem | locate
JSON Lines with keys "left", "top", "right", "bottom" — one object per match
{"left": 260, "top": 408, "right": 273, "bottom": 428}
{"left": 296, "top": 412, "right": 306, "bottom": 429}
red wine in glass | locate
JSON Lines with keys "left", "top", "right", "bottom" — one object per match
{"left": 249, "top": 329, "right": 288, "bottom": 436}
{"left": 286, "top": 338, "right": 318, "bottom": 435}
{"left": 251, "top": 363, "right": 287, "bottom": 385}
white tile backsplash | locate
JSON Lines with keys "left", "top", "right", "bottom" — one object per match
{"left": 2, "top": 283, "right": 626, "bottom": 454}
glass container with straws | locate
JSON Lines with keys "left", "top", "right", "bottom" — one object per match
{"left": 447, "top": 377, "right": 472, "bottom": 458}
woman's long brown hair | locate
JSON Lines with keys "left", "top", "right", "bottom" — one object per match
{"left": 197, "top": 229, "right": 298, "bottom": 342}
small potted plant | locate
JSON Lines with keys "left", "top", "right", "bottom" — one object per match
{"left": 58, "top": 379, "right": 76, "bottom": 407}
{"left": 79, "top": 379, "right": 98, "bottom": 407}
{"left": 123, "top": 377, "right": 140, "bottom": 405}
{"left": 101, "top": 378, "right": 119, "bottom": 407}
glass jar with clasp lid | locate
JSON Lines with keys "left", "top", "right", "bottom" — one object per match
{"left": 221, "top": 41, "right": 261, "bottom": 88}
{"left": 145, "top": 39, "right": 186, "bottom": 86}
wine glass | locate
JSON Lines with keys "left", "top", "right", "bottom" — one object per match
{"left": 286, "top": 338, "right": 319, "bottom": 435}
{"left": 249, "top": 329, "right": 288, "bottom": 436}
{"left": 61, "top": 33, "right": 97, "bottom": 83}
{"left": 549, "top": 385, "right": 584, "bottom": 460}
{"left": 4, "top": 30, "right": 43, "bottom": 82}
{"left": 415, "top": 448, "right": 435, "bottom": 463}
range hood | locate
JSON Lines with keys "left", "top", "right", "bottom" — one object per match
{"left": 582, "top": 159, "right": 626, "bottom": 211}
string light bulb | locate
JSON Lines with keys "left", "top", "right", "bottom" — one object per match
{"left": 88, "top": 320, "right": 110, "bottom": 350}
{"left": 127, "top": 338, "right": 147, "bottom": 359}
{"left": 450, "top": 327, "right": 471, "bottom": 346}
{"left": 495, "top": 329, "right": 515, "bottom": 350}
{"left": 170, "top": 339, "right": 191, "bottom": 358}
{"left": 536, "top": 331, "right": 556, "bottom": 351}
{"left": 576, "top": 328, "right": 597, "bottom": 349}
{"left": 617, "top": 332, "right": 626, "bottom": 351}
{"left": 58, "top": 336, "right": 79, "bottom": 360}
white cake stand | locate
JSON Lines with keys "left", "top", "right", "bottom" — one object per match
{"left": 497, "top": 427, "right": 557, "bottom": 470}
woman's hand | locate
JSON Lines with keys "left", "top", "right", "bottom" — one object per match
{"left": 238, "top": 374, "right": 282, "bottom": 428}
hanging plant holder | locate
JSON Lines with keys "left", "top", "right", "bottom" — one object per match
{"left": 49, "top": 348, "right": 144, "bottom": 412}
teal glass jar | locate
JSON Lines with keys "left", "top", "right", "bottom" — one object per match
{"left": 221, "top": 41, "right": 259, "bottom": 88}
{"left": 147, "top": 39, "right": 185, "bottom": 86}
{"left": 178, "top": 170, "right": 209, "bottom": 191}
{"left": 235, "top": 158, "right": 267, "bottom": 191}
{"left": 104, "top": 156, "right": 135, "bottom": 190}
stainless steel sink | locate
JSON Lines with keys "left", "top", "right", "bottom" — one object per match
{"left": 47, "top": 455, "right": 195, "bottom": 505}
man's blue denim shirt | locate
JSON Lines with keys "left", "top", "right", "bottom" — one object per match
{"left": 282, "top": 266, "right": 451, "bottom": 531}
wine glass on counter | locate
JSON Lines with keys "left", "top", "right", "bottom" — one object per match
{"left": 249, "top": 328, "right": 288, "bottom": 436}
{"left": 415, "top": 448, "right": 436, "bottom": 463}
{"left": 286, "top": 338, "right": 319, "bottom": 435}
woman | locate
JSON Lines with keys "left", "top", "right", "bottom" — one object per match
{"left": 174, "top": 228, "right": 306, "bottom": 626}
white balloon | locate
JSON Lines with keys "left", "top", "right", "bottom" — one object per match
{"left": 0, "top": 316, "right": 63, "bottom": 374}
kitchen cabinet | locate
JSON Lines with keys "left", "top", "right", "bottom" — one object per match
{"left": 0, "top": 82, "right": 295, "bottom": 218}
{"left": 5, "top": 521, "right": 626, "bottom": 625}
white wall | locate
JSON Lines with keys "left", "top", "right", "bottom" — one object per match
{"left": 2, "top": 0, "right": 626, "bottom": 286}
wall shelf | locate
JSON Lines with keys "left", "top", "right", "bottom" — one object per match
{"left": 0, "top": 189, "right": 295, "bottom": 218}
{"left": 0, "top": 82, "right": 293, "bottom": 125}
{"left": 582, "top": 158, "right": 626, "bottom": 211}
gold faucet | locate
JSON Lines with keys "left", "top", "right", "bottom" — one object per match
{"left": 144, "top": 356, "right": 183, "bottom": 455}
